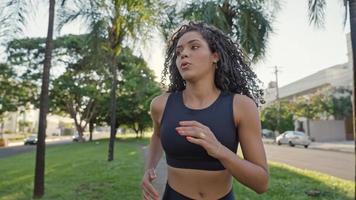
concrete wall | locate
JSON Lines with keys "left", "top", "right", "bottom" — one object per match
{"left": 310, "top": 120, "right": 346, "bottom": 142}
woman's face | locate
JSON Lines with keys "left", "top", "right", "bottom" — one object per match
{"left": 175, "top": 31, "right": 219, "bottom": 82}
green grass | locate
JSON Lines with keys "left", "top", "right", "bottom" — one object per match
{"left": 0, "top": 134, "right": 150, "bottom": 200}
{"left": 233, "top": 162, "right": 355, "bottom": 200}
{"left": 0, "top": 134, "right": 354, "bottom": 200}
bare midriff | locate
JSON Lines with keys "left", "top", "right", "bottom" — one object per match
{"left": 167, "top": 165, "right": 233, "bottom": 199}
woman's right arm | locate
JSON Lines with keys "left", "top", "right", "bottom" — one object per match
{"left": 141, "top": 94, "right": 169, "bottom": 200}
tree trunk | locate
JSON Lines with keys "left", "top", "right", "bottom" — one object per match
{"left": 108, "top": 54, "right": 117, "bottom": 161}
{"left": 140, "top": 129, "right": 144, "bottom": 138}
{"left": 33, "top": 0, "right": 55, "bottom": 198}
{"left": 76, "top": 125, "right": 85, "bottom": 142}
{"left": 89, "top": 120, "right": 94, "bottom": 141}
{"left": 133, "top": 124, "right": 139, "bottom": 138}
{"left": 349, "top": 0, "right": 356, "bottom": 139}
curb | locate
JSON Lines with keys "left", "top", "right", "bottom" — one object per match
{"left": 262, "top": 140, "right": 355, "bottom": 154}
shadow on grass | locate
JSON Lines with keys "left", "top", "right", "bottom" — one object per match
{"left": 233, "top": 162, "right": 354, "bottom": 200}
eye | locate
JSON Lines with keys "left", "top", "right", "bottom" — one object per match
{"left": 191, "top": 45, "right": 199, "bottom": 50}
{"left": 175, "top": 49, "right": 181, "bottom": 55}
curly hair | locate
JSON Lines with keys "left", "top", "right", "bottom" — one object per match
{"left": 161, "top": 22, "right": 265, "bottom": 106}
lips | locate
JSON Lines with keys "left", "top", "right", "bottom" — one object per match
{"left": 180, "top": 61, "right": 191, "bottom": 70}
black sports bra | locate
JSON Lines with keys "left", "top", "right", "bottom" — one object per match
{"left": 160, "top": 91, "right": 239, "bottom": 171}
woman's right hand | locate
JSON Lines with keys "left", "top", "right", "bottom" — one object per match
{"left": 141, "top": 168, "right": 159, "bottom": 200}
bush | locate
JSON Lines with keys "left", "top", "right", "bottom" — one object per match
{"left": 62, "top": 128, "right": 74, "bottom": 136}
{"left": 0, "top": 138, "right": 7, "bottom": 147}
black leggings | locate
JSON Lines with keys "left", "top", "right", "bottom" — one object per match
{"left": 162, "top": 183, "right": 235, "bottom": 200}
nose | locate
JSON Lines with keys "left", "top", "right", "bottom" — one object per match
{"left": 180, "top": 48, "right": 188, "bottom": 59}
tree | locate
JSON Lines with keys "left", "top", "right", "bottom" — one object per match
{"left": 293, "top": 88, "right": 353, "bottom": 120}
{"left": 49, "top": 33, "right": 109, "bottom": 142}
{"left": 50, "top": 70, "right": 106, "bottom": 141}
{"left": 58, "top": 0, "right": 164, "bottom": 161}
{"left": 161, "top": 0, "right": 280, "bottom": 62}
{"left": 307, "top": 0, "right": 356, "bottom": 135}
{"left": 0, "top": 63, "right": 34, "bottom": 134}
{"left": 33, "top": 0, "right": 56, "bottom": 197}
{"left": 117, "top": 48, "right": 161, "bottom": 138}
{"left": 330, "top": 87, "right": 353, "bottom": 120}
{"left": 261, "top": 104, "right": 279, "bottom": 133}
{"left": 0, "top": 0, "right": 70, "bottom": 197}
{"left": 261, "top": 101, "right": 294, "bottom": 135}
{"left": 94, "top": 48, "right": 162, "bottom": 138}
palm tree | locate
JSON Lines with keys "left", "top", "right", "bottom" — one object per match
{"left": 32, "top": 0, "right": 56, "bottom": 197}
{"left": 307, "top": 0, "right": 356, "bottom": 136}
{"left": 57, "top": 0, "right": 163, "bottom": 161}
{"left": 162, "top": 0, "right": 280, "bottom": 62}
{"left": 0, "top": 0, "right": 68, "bottom": 198}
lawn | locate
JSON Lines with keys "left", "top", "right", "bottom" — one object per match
{"left": 0, "top": 134, "right": 354, "bottom": 200}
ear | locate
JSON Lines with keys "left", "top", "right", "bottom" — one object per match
{"left": 212, "top": 52, "right": 219, "bottom": 63}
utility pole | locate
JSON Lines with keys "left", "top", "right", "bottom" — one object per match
{"left": 274, "top": 66, "right": 281, "bottom": 134}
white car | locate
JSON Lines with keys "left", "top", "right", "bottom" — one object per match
{"left": 276, "top": 131, "right": 311, "bottom": 148}
{"left": 24, "top": 134, "right": 38, "bottom": 145}
{"left": 261, "top": 129, "right": 274, "bottom": 138}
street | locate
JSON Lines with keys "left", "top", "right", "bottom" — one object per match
{"left": 264, "top": 143, "right": 355, "bottom": 181}
{"left": 0, "top": 133, "right": 109, "bottom": 159}
{"left": 0, "top": 139, "right": 72, "bottom": 159}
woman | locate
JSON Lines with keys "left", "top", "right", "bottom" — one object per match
{"left": 141, "top": 22, "right": 268, "bottom": 200}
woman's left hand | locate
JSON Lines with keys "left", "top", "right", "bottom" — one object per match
{"left": 175, "top": 120, "right": 223, "bottom": 158}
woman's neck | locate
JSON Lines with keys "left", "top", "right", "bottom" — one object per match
{"left": 183, "top": 81, "right": 220, "bottom": 104}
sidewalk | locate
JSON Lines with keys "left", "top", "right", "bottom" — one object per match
{"left": 142, "top": 146, "right": 167, "bottom": 198}
{"left": 262, "top": 138, "right": 355, "bottom": 153}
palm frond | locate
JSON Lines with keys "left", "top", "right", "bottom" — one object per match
{"left": 308, "top": 0, "right": 326, "bottom": 28}
{"left": 0, "top": 0, "right": 35, "bottom": 43}
{"left": 342, "top": 0, "right": 349, "bottom": 27}
{"left": 180, "top": 0, "right": 276, "bottom": 62}
{"left": 159, "top": 3, "right": 182, "bottom": 41}
{"left": 181, "top": 1, "right": 231, "bottom": 33}
{"left": 236, "top": 3, "right": 272, "bottom": 62}
{"left": 56, "top": 0, "right": 109, "bottom": 34}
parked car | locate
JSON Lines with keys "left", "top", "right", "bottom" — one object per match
{"left": 276, "top": 131, "right": 311, "bottom": 148}
{"left": 261, "top": 129, "right": 274, "bottom": 138}
{"left": 24, "top": 134, "right": 37, "bottom": 145}
{"left": 72, "top": 133, "right": 86, "bottom": 142}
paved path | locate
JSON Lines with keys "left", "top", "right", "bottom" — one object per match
{"left": 142, "top": 146, "right": 167, "bottom": 198}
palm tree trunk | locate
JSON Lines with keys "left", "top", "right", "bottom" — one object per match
{"left": 349, "top": 0, "right": 356, "bottom": 138}
{"left": 33, "top": 0, "right": 55, "bottom": 198}
{"left": 108, "top": 55, "right": 117, "bottom": 161}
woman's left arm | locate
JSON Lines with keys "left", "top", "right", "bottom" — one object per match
{"left": 218, "top": 94, "right": 268, "bottom": 193}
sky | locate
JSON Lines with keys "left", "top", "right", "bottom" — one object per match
{"left": 1, "top": 0, "right": 351, "bottom": 88}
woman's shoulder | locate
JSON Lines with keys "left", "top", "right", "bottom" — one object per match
{"left": 231, "top": 93, "right": 258, "bottom": 125}
{"left": 150, "top": 92, "right": 171, "bottom": 118}
{"left": 232, "top": 93, "right": 257, "bottom": 108}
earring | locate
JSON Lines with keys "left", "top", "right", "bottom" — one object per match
{"left": 213, "top": 61, "right": 218, "bottom": 69}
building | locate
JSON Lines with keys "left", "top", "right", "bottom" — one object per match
{"left": 262, "top": 33, "right": 353, "bottom": 141}
{"left": 264, "top": 63, "right": 352, "bottom": 105}
{"left": 0, "top": 105, "right": 73, "bottom": 137}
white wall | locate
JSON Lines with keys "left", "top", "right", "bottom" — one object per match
{"left": 310, "top": 120, "right": 346, "bottom": 142}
